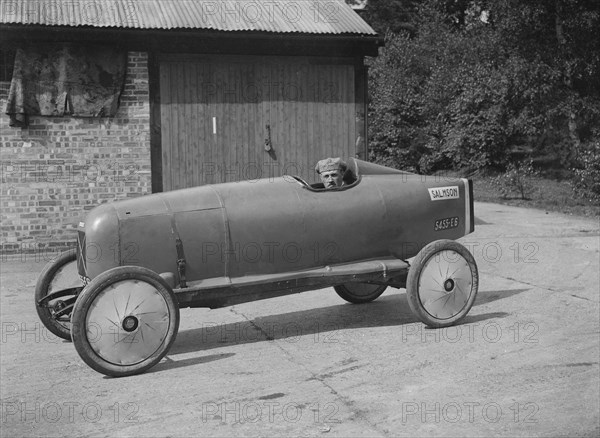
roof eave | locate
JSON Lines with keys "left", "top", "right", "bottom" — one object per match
{"left": 0, "top": 24, "right": 384, "bottom": 57}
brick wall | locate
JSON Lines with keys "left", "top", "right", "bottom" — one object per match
{"left": 0, "top": 52, "right": 152, "bottom": 256}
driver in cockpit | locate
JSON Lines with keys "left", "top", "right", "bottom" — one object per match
{"left": 315, "top": 157, "right": 348, "bottom": 189}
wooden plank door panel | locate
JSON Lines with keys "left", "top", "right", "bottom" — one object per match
{"left": 160, "top": 56, "right": 356, "bottom": 190}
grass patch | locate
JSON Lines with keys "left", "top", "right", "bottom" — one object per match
{"left": 433, "top": 170, "right": 600, "bottom": 217}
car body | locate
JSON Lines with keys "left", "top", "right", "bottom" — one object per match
{"left": 78, "top": 159, "right": 474, "bottom": 306}
{"left": 35, "top": 158, "right": 479, "bottom": 377}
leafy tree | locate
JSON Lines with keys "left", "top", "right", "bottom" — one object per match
{"left": 366, "top": 0, "right": 600, "bottom": 173}
{"left": 348, "top": 0, "right": 419, "bottom": 34}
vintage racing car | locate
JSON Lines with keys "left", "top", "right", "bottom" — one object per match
{"left": 35, "top": 159, "right": 478, "bottom": 377}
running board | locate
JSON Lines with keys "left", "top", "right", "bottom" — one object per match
{"left": 175, "top": 258, "right": 409, "bottom": 309}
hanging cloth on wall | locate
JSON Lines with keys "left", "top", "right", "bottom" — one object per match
{"left": 5, "top": 44, "right": 127, "bottom": 127}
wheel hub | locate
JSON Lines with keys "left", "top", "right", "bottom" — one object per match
{"left": 122, "top": 315, "right": 139, "bottom": 332}
{"left": 443, "top": 278, "right": 455, "bottom": 292}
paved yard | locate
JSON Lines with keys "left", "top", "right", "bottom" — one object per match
{"left": 1, "top": 202, "right": 599, "bottom": 437}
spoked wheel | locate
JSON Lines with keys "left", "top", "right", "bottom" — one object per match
{"left": 406, "top": 240, "right": 478, "bottom": 328}
{"left": 71, "top": 266, "right": 180, "bottom": 377}
{"left": 35, "top": 249, "right": 83, "bottom": 340}
{"left": 334, "top": 283, "right": 388, "bottom": 304}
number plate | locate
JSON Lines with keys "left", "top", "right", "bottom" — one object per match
{"left": 434, "top": 216, "right": 460, "bottom": 231}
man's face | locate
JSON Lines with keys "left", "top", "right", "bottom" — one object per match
{"left": 320, "top": 169, "right": 343, "bottom": 188}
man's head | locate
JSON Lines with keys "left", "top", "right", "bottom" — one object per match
{"left": 315, "top": 157, "right": 347, "bottom": 188}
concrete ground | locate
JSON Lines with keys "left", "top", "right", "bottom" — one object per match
{"left": 1, "top": 202, "right": 599, "bottom": 437}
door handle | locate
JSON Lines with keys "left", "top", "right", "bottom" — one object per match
{"left": 264, "top": 124, "right": 272, "bottom": 152}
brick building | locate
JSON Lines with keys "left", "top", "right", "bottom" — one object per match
{"left": 1, "top": 0, "right": 381, "bottom": 256}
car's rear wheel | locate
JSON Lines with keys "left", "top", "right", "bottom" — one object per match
{"left": 71, "top": 266, "right": 180, "bottom": 377}
{"left": 406, "top": 240, "right": 478, "bottom": 328}
{"left": 334, "top": 283, "right": 388, "bottom": 304}
{"left": 35, "top": 249, "right": 83, "bottom": 340}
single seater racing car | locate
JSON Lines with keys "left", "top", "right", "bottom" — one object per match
{"left": 35, "top": 158, "right": 478, "bottom": 377}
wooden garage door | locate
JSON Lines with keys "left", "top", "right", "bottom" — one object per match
{"left": 159, "top": 55, "right": 356, "bottom": 190}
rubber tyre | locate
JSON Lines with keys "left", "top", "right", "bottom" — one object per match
{"left": 71, "top": 266, "right": 180, "bottom": 377}
{"left": 334, "top": 283, "right": 388, "bottom": 304}
{"left": 35, "top": 249, "right": 82, "bottom": 340}
{"left": 406, "top": 240, "right": 478, "bottom": 328}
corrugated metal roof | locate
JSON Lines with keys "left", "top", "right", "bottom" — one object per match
{"left": 0, "top": 0, "right": 377, "bottom": 35}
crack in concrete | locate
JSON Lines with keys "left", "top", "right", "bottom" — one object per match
{"left": 227, "top": 306, "right": 388, "bottom": 437}
{"left": 228, "top": 306, "right": 274, "bottom": 341}
{"left": 487, "top": 273, "right": 597, "bottom": 302}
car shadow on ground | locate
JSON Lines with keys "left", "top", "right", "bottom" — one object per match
{"left": 147, "top": 352, "right": 236, "bottom": 375}
{"left": 168, "top": 288, "right": 529, "bottom": 358}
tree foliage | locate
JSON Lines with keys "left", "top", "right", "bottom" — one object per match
{"left": 367, "top": 0, "right": 600, "bottom": 173}
{"left": 572, "top": 141, "right": 600, "bottom": 202}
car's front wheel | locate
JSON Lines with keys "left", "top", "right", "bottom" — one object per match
{"left": 71, "top": 266, "right": 180, "bottom": 377}
{"left": 35, "top": 249, "right": 83, "bottom": 340}
{"left": 406, "top": 240, "right": 478, "bottom": 328}
{"left": 334, "top": 283, "right": 388, "bottom": 304}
